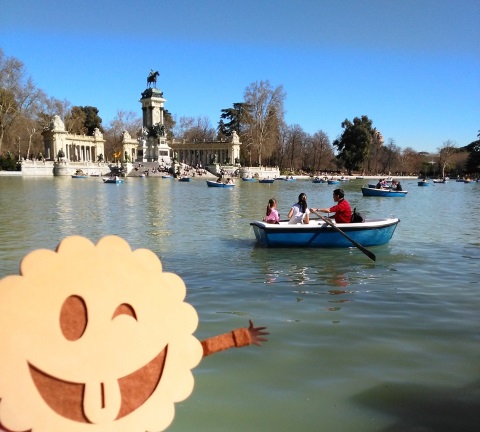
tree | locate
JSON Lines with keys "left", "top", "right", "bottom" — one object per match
{"left": 242, "top": 80, "right": 286, "bottom": 166}
{"left": 82, "top": 106, "right": 103, "bottom": 135}
{"left": 378, "top": 138, "right": 400, "bottom": 174}
{"left": 65, "top": 106, "right": 103, "bottom": 135}
{"left": 218, "top": 103, "right": 245, "bottom": 138}
{"left": 333, "top": 115, "right": 377, "bottom": 174}
{"left": 438, "top": 140, "right": 457, "bottom": 178}
{"left": 174, "top": 116, "right": 215, "bottom": 142}
{"left": 163, "top": 109, "right": 175, "bottom": 140}
{"left": 366, "top": 129, "right": 385, "bottom": 174}
{"left": 65, "top": 106, "right": 87, "bottom": 134}
{"left": 284, "top": 124, "right": 307, "bottom": 172}
{"left": 104, "top": 110, "right": 142, "bottom": 160}
{"left": 0, "top": 49, "right": 44, "bottom": 155}
{"left": 307, "top": 130, "right": 334, "bottom": 173}
{"left": 0, "top": 151, "right": 18, "bottom": 170}
{"left": 465, "top": 132, "right": 480, "bottom": 174}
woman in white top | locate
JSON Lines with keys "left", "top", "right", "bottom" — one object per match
{"left": 288, "top": 193, "right": 310, "bottom": 224}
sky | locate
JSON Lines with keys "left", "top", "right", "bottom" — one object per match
{"left": 1, "top": 0, "right": 479, "bottom": 153}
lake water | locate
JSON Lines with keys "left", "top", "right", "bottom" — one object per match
{"left": 0, "top": 176, "right": 479, "bottom": 432}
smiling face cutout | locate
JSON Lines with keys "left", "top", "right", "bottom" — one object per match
{"left": 0, "top": 236, "right": 203, "bottom": 432}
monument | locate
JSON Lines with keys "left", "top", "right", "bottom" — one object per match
{"left": 136, "top": 71, "right": 171, "bottom": 163}
{"left": 120, "top": 69, "right": 244, "bottom": 176}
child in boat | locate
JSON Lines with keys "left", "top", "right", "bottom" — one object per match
{"left": 288, "top": 193, "right": 310, "bottom": 224}
{"left": 263, "top": 198, "right": 280, "bottom": 224}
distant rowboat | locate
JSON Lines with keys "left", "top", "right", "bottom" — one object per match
{"left": 206, "top": 180, "right": 234, "bottom": 188}
{"left": 361, "top": 187, "right": 407, "bottom": 197}
{"left": 103, "top": 177, "right": 124, "bottom": 184}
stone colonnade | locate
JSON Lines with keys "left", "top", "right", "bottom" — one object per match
{"left": 41, "top": 115, "right": 105, "bottom": 162}
{"left": 169, "top": 132, "right": 241, "bottom": 167}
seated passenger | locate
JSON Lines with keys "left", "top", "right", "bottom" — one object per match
{"left": 263, "top": 198, "right": 280, "bottom": 224}
{"left": 288, "top": 193, "right": 310, "bottom": 224}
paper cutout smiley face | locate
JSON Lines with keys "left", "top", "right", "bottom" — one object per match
{"left": 0, "top": 236, "right": 203, "bottom": 432}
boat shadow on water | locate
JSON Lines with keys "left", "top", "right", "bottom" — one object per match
{"left": 353, "top": 379, "right": 480, "bottom": 432}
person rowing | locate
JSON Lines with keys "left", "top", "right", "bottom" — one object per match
{"left": 311, "top": 188, "right": 352, "bottom": 223}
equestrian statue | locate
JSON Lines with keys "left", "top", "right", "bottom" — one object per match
{"left": 147, "top": 70, "right": 160, "bottom": 88}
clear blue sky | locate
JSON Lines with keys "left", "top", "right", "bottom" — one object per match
{"left": 1, "top": 0, "right": 478, "bottom": 153}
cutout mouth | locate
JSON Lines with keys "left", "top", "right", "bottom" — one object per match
{"left": 28, "top": 347, "right": 167, "bottom": 423}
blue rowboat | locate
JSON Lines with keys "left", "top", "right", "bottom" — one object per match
{"left": 162, "top": 175, "right": 173, "bottom": 179}
{"left": 250, "top": 218, "right": 400, "bottom": 248}
{"left": 103, "top": 178, "right": 124, "bottom": 184}
{"left": 327, "top": 180, "right": 340, "bottom": 185}
{"left": 361, "top": 187, "right": 407, "bottom": 197}
{"left": 206, "top": 180, "right": 235, "bottom": 188}
{"left": 312, "top": 178, "right": 326, "bottom": 183}
{"left": 242, "top": 177, "right": 256, "bottom": 182}
{"left": 418, "top": 181, "right": 430, "bottom": 186}
{"left": 71, "top": 175, "right": 88, "bottom": 179}
{"left": 258, "top": 179, "right": 275, "bottom": 184}
{"left": 178, "top": 177, "right": 191, "bottom": 182}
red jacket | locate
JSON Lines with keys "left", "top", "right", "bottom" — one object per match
{"left": 328, "top": 198, "right": 352, "bottom": 223}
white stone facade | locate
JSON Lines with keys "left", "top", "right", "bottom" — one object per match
{"left": 41, "top": 116, "right": 106, "bottom": 162}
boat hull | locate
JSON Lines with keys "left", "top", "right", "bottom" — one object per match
{"left": 361, "top": 187, "right": 407, "bottom": 197}
{"left": 242, "top": 178, "right": 256, "bottom": 182}
{"left": 103, "top": 178, "right": 124, "bottom": 184}
{"left": 250, "top": 218, "right": 400, "bottom": 248}
{"left": 178, "top": 177, "right": 191, "bottom": 182}
{"left": 258, "top": 179, "right": 275, "bottom": 183}
{"left": 418, "top": 182, "right": 430, "bottom": 186}
{"left": 206, "top": 180, "right": 234, "bottom": 188}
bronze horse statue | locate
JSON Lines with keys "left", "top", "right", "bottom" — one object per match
{"left": 147, "top": 71, "right": 159, "bottom": 88}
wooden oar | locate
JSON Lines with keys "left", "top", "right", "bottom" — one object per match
{"left": 311, "top": 210, "right": 376, "bottom": 262}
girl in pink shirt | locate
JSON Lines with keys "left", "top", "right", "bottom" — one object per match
{"left": 263, "top": 198, "right": 280, "bottom": 224}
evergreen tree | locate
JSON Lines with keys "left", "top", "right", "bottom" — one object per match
{"left": 465, "top": 132, "right": 480, "bottom": 174}
{"left": 218, "top": 103, "right": 245, "bottom": 137}
{"left": 333, "top": 115, "right": 376, "bottom": 174}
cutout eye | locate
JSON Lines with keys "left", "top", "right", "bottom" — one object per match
{"left": 60, "top": 295, "right": 88, "bottom": 341}
{"left": 112, "top": 303, "right": 137, "bottom": 320}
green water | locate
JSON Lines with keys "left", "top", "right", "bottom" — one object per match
{"left": 0, "top": 176, "right": 479, "bottom": 431}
